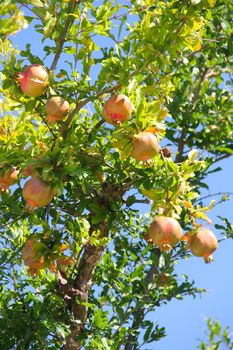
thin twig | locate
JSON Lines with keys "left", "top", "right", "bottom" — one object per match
{"left": 36, "top": 110, "right": 57, "bottom": 141}
{"left": 212, "top": 153, "right": 233, "bottom": 164}
{"left": 196, "top": 192, "right": 233, "bottom": 202}
{"left": 18, "top": 2, "right": 43, "bottom": 20}
{"left": 87, "top": 119, "right": 105, "bottom": 141}
{"left": 175, "top": 68, "right": 210, "bottom": 163}
{"left": 50, "top": 0, "right": 79, "bottom": 72}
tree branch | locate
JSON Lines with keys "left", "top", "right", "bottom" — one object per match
{"left": 196, "top": 192, "right": 233, "bottom": 203}
{"left": 212, "top": 153, "right": 233, "bottom": 164}
{"left": 63, "top": 183, "right": 128, "bottom": 349}
{"left": 63, "top": 221, "right": 107, "bottom": 350}
{"left": 175, "top": 68, "right": 210, "bottom": 163}
{"left": 124, "top": 249, "right": 160, "bottom": 350}
{"left": 50, "top": 0, "right": 79, "bottom": 72}
{"left": 174, "top": 128, "right": 188, "bottom": 164}
{"left": 191, "top": 68, "right": 209, "bottom": 108}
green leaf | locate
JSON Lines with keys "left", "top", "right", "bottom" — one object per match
{"left": 207, "top": 0, "right": 216, "bottom": 7}
{"left": 44, "top": 17, "right": 56, "bottom": 38}
{"left": 188, "top": 149, "right": 199, "bottom": 162}
{"left": 93, "top": 309, "right": 109, "bottom": 330}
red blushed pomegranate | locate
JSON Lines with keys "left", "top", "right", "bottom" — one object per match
{"left": 45, "top": 96, "right": 70, "bottom": 123}
{"left": 0, "top": 167, "right": 18, "bottom": 190}
{"left": 22, "top": 238, "right": 46, "bottom": 274}
{"left": 189, "top": 229, "right": 218, "bottom": 263}
{"left": 145, "top": 216, "right": 182, "bottom": 252}
{"left": 103, "top": 94, "right": 133, "bottom": 124}
{"left": 16, "top": 64, "right": 48, "bottom": 97}
{"left": 131, "top": 132, "right": 160, "bottom": 161}
{"left": 22, "top": 177, "right": 55, "bottom": 210}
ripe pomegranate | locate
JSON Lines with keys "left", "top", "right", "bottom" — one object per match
{"left": 45, "top": 96, "right": 70, "bottom": 123}
{"left": 131, "top": 131, "right": 160, "bottom": 161}
{"left": 22, "top": 238, "right": 46, "bottom": 275}
{"left": 16, "top": 64, "right": 48, "bottom": 97}
{"left": 189, "top": 228, "right": 218, "bottom": 263}
{"left": 22, "top": 177, "right": 55, "bottom": 210}
{"left": 0, "top": 167, "right": 18, "bottom": 190}
{"left": 145, "top": 216, "right": 182, "bottom": 252}
{"left": 103, "top": 94, "right": 133, "bottom": 124}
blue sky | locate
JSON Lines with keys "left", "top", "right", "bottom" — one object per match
{"left": 8, "top": 3, "right": 233, "bottom": 349}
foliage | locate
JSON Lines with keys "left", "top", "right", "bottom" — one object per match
{"left": 197, "top": 319, "right": 233, "bottom": 350}
{"left": 0, "top": 0, "right": 232, "bottom": 349}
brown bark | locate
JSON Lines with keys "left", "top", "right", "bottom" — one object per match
{"left": 124, "top": 249, "right": 160, "bottom": 350}
{"left": 63, "top": 222, "right": 107, "bottom": 350}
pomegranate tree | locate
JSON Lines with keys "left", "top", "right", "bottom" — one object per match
{"left": 145, "top": 216, "right": 182, "bottom": 251}
{"left": 131, "top": 131, "right": 160, "bottom": 161}
{"left": 16, "top": 64, "right": 48, "bottom": 97}
{"left": 22, "top": 177, "right": 55, "bottom": 210}
{"left": 46, "top": 96, "right": 70, "bottom": 123}
{"left": 189, "top": 228, "right": 218, "bottom": 263}
{"left": 0, "top": 167, "right": 18, "bottom": 190}
{"left": 103, "top": 94, "right": 133, "bottom": 125}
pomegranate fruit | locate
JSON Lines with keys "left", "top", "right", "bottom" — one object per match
{"left": 189, "top": 228, "right": 218, "bottom": 263}
{"left": 145, "top": 216, "right": 182, "bottom": 252}
{"left": 0, "top": 167, "right": 18, "bottom": 190}
{"left": 103, "top": 94, "right": 133, "bottom": 124}
{"left": 131, "top": 131, "right": 160, "bottom": 161}
{"left": 22, "top": 177, "right": 55, "bottom": 210}
{"left": 22, "top": 238, "right": 46, "bottom": 274}
{"left": 16, "top": 64, "right": 48, "bottom": 97}
{"left": 45, "top": 96, "right": 70, "bottom": 123}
